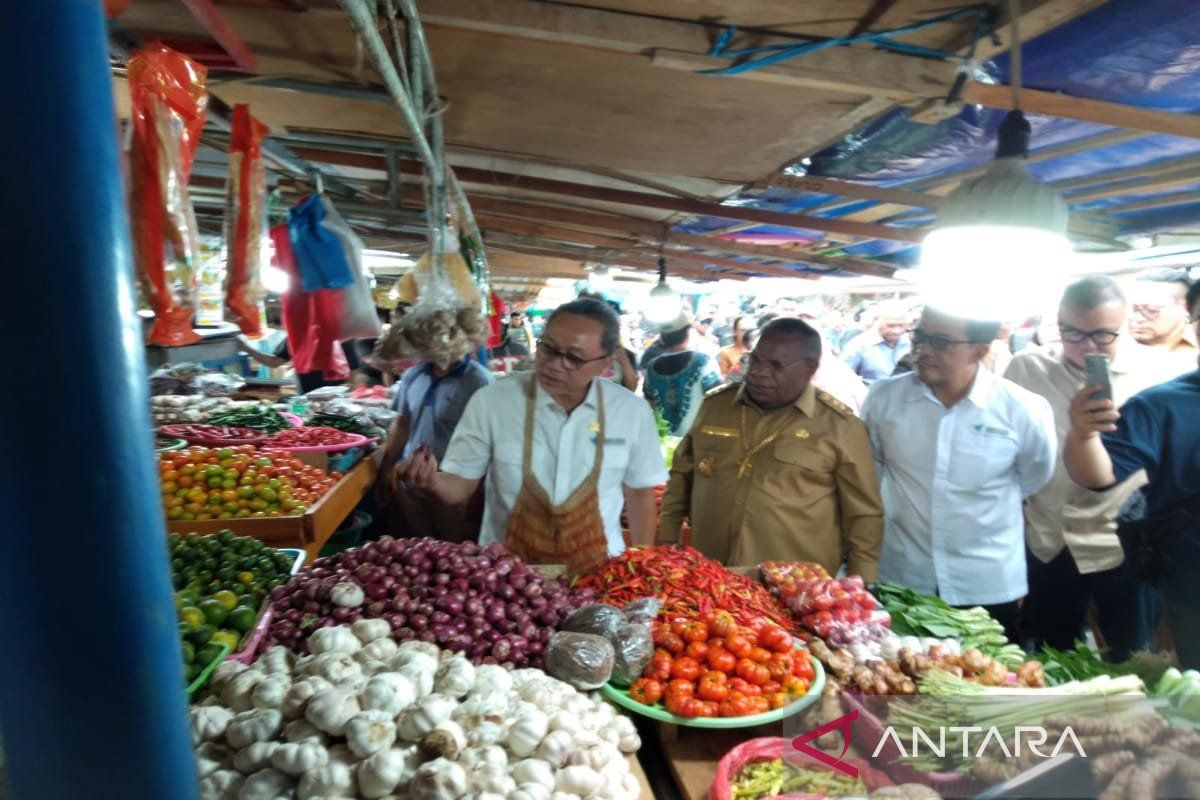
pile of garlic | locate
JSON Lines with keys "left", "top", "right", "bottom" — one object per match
{"left": 191, "top": 620, "right": 643, "bottom": 800}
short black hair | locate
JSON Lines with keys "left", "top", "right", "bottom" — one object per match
{"left": 1188, "top": 279, "right": 1200, "bottom": 317}
{"left": 1060, "top": 276, "right": 1126, "bottom": 314}
{"left": 660, "top": 327, "right": 689, "bottom": 348}
{"left": 759, "top": 317, "right": 822, "bottom": 360}
{"left": 547, "top": 297, "right": 620, "bottom": 355}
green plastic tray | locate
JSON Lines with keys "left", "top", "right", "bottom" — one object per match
{"left": 186, "top": 642, "right": 232, "bottom": 701}
{"left": 601, "top": 657, "right": 824, "bottom": 729}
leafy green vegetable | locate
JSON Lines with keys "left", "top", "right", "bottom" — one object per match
{"left": 874, "top": 583, "right": 1024, "bottom": 668}
{"left": 309, "top": 411, "right": 382, "bottom": 439}
{"left": 1036, "top": 642, "right": 1119, "bottom": 685}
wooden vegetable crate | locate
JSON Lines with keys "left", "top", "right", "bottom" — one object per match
{"left": 165, "top": 458, "right": 378, "bottom": 562}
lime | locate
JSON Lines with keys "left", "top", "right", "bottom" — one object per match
{"left": 212, "top": 589, "right": 239, "bottom": 610}
{"left": 181, "top": 640, "right": 195, "bottom": 665}
{"left": 190, "top": 625, "right": 215, "bottom": 647}
{"left": 179, "top": 606, "right": 205, "bottom": 630}
{"left": 217, "top": 529, "right": 235, "bottom": 544}
{"left": 197, "top": 643, "right": 225, "bottom": 667}
{"left": 199, "top": 598, "right": 229, "bottom": 627}
{"left": 237, "top": 571, "right": 255, "bottom": 586}
{"left": 228, "top": 605, "right": 257, "bottom": 634}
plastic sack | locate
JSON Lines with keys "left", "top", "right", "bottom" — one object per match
{"left": 271, "top": 224, "right": 349, "bottom": 381}
{"left": 609, "top": 623, "right": 653, "bottom": 688}
{"left": 223, "top": 104, "right": 268, "bottom": 337}
{"left": 316, "top": 197, "right": 382, "bottom": 340}
{"left": 708, "top": 737, "right": 892, "bottom": 800}
{"left": 622, "top": 598, "right": 661, "bottom": 626}
{"left": 544, "top": 632, "right": 614, "bottom": 691}
{"left": 127, "top": 43, "right": 208, "bottom": 346}
{"left": 288, "top": 194, "right": 354, "bottom": 291}
{"left": 561, "top": 604, "right": 627, "bottom": 639}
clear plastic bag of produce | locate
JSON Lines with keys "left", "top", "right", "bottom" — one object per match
{"left": 561, "top": 603, "right": 627, "bottom": 639}
{"left": 609, "top": 622, "right": 653, "bottom": 688}
{"left": 223, "top": 104, "right": 268, "bottom": 337}
{"left": 192, "top": 372, "right": 246, "bottom": 397}
{"left": 127, "top": 43, "right": 208, "bottom": 347}
{"left": 545, "top": 631, "right": 615, "bottom": 690}
{"left": 622, "top": 597, "right": 661, "bottom": 626}
{"left": 708, "top": 737, "right": 892, "bottom": 800}
{"left": 786, "top": 576, "right": 890, "bottom": 639}
{"left": 759, "top": 561, "right": 832, "bottom": 603}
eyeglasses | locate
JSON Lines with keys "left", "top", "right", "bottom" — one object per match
{"left": 535, "top": 340, "right": 610, "bottom": 371}
{"left": 1059, "top": 326, "right": 1120, "bottom": 345}
{"left": 909, "top": 329, "right": 974, "bottom": 352}
{"left": 1131, "top": 304, "right": 1165, "bottom": 320}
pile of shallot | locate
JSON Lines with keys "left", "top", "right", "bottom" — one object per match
{"left": 264, "top": 538, "right": 590, "bottom": 668}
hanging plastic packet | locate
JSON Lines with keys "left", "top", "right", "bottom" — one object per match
{"left": 317, "top": 197, "right": 382, "bottom": 340}
{"left": 224, "top": 104, "right": 269, "bottom": 337}
{"left": 127, "top": 43, "right": 208, "bottom": 346}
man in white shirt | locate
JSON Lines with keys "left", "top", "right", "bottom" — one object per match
{"left": 395, "top": 298, "right": 667, "bottom": 570}
{"left": 862, "top": 307, "right": 1056, "bottom": 642}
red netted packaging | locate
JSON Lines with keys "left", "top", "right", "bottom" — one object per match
{"left": 127, "top": 43, "right": 208, "bottom": 346}
{"left": 709, "top": 737, "right": 892, "bottom": 800}
{"left": 223, "top": 104, "right": 269, "bottom": 336}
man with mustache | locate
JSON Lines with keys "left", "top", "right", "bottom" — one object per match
{"left": 861, "top": 307, "right": 1057, "bottom": 643}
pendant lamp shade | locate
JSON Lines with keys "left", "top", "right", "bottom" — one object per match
{"left": 918, "top": 111, "right": 1073, "bottom": 321}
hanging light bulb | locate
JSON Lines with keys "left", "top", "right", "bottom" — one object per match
{"left": 917, "top": 0, "right": 1073, "bottom": 322}
{"left": 587, "top": 256, "right": 613, "bottom": 292}
{"left": 645, "top": 256, "right": 682, "bottom": 324}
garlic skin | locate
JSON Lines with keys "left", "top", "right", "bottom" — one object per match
{"left": 237, "top": 767, "right": 294, "bottom": 800}
{"left": 191, "top": 706, "right": 235, "bottom": 745}
{"left": 226, "top": 709, "right": 283, "bottom": 750}
{"left": 306, "top": 688, "right": 361, "bottom": 736}
{"left": 344, "top": 710, "right": 398, "bottom": 758}
{"left": 271, "top": 741, "right": 330, "bottom": 776}
{"left": 297, "top": 761, "right": 357, "bottom": 800}
{"left": 409, "top": 757, "right": 469, "bottom": 800}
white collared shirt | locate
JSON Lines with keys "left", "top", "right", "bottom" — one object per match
{"left": 861, "top": 368, "right": 1057, "bottom": 605}
{"left": 441, "top": 372, "right": 668, "bottom": 554}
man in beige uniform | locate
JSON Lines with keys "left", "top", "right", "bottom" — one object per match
{"left": 658, "top": 318, "right": 884, "bottom": 579}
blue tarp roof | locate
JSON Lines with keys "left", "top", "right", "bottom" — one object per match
{"left": 676, "top": 0, "right": 1200, "bottom": 276}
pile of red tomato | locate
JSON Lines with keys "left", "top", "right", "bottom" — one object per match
{"left": 158, "top": 445, "right": 340, "bottom": 522}
{"left": 627, "top": 610, "right": 815, "bottom": 719}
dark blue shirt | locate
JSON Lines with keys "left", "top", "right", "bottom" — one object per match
{"left": 1103, "top": 369, "right": 1200, "bottom": 605}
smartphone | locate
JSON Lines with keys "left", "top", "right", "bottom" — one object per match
{"left": 1084, "top": 353, "right": 1113, "bottom": 402}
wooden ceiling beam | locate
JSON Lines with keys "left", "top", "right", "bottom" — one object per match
{"left": 1104, "top": 191, "right": 1200, "bottom": 215}
{"left": 1064, "top": 166, "right": 1200, "bottom": 204}
{"left": 464, "top": 195, "right": 667, "bottom": 239}
{"left": 962, "top": 82, "right": 1200, "bottom": 141}
{"left": 962, "top": 0, "right": 1114, "bottom": 61}
{"left": 288, "top": 145, "right": 924, "bottom": 243}
{"left": 757, "top": 175, "right": 944, "bottom": 209}
{"left": 417, "top": 0, "right": 957, "bottom": 100}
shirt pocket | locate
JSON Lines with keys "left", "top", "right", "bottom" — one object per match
{"left": 772, "top": 438, "right": 837, "bottom": 490}
{"left": 491, "top": 448, "right": 526, "bottom": 500}
{"left": 599, "top": 437, "right": 630, "bottom": 481}
{"left": 693, "top": 426, "right": 741, "bottom": 480}
{"left": 948, "top": 428, "right": 1018, "bottom": 489}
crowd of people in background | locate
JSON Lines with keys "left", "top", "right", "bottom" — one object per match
{"left": 247, "top": 264, "right": 1199, "bottom": 668}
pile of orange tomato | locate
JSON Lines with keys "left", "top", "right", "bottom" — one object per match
{"left": 158, "top": 445, "right": 340, "bottom": 522}
{"left": 627, "top": 610, "right": 815, "bottom": 719}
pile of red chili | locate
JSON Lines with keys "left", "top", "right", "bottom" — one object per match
{"left": 575, "top": 545, "right": 800, "bottom": 634}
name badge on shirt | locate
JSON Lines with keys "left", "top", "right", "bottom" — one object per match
{"left": 700, "top": 425, "right": 739, "bottom": 438}
{"left": 592, "top": 436, "right": 626, "bottom": 445}
{"left": 973, "top": 423, "right": 1011, "bottom": 437}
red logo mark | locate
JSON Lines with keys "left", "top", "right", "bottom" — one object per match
{"left": 791, "top": 709, "right": 859, "bottom": 779}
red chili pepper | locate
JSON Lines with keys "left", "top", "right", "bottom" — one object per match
{"left": 575, "top": 545, "right": 800, "bottom": 634}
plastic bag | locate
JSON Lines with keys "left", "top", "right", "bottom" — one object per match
{"left": 288, "top": 194, "right": 354, "bottom": 291}
{"left": 317, "top": 197, "right": 381, "bottom": 340}
{"left": 609, "top": 623, "right": 653, "bottom": 688}
{"left": 544, "top": 632, "right": 614, "bottom": 691}
{"left": 708, "top": 737, "right": 892, "bottom": 800}
{"left": 271, "top": 224, "right": 349, "bottom": 381}
{"left": 561, "top": 604, "right": 627, "bottom": 639}
{"left": 622, "top": 598, "right": 661, "bottom": 626}
{"left": 191, "top": 372, "right": 246, "bottom": 397}
{"left": 223, "top": 104, "right": 268, "bottom": 337}
{"left": 127, "top": 43, "right": 208, "bottom": 346}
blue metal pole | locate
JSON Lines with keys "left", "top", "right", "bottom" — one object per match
{"left": 0, "top": 3, "right": 198, "bottom": 798}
